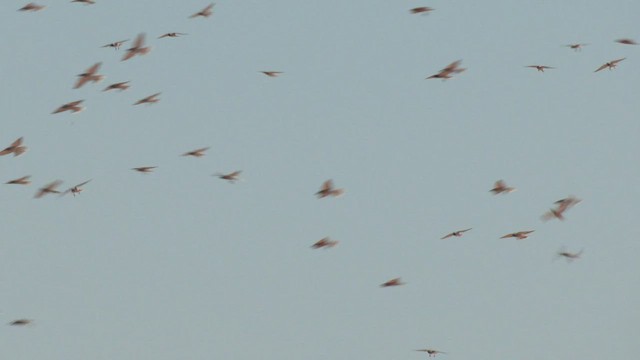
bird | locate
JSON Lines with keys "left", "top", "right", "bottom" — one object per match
{"left": 426, "top": 60, "right": 465, "bottom": 80}
{"left": 500, "top": 230, "right": 534, "bottom": 240}
{"left": 315, "top": 179, "right": 344, "bottom": 198}
{"left": 34, "top": 180, "right": 63, "bottom": 198}
{"left": 415, "top": 349, "right": 446, "bottom": 357}
{"left": 122, "top": 33, "right": 151, "bottom": 61}
{"left": 102, "top": 39, "right": 128, "bottom": 50}
{"left": 103, "top": 81, "right": 130, "bottom": 92}
{"left": 6, "top": 175, "right": 31, "bottom": 185}
{"left": 441, "top": 228, "right": 472, "bottom": 239}
{"left": 214, "top": 171, "right": 242, "bottom": 183}
{"left": 410, "top": 7, "right": 434, "bottom": 15}
{"left": 490, "top": 180, "right": 516, "bottom": 194}
{"left": 0, "top": 137, "right": 27, "bottom": 157}
{"left": 52, "top": 100, "right": 84, "bottom": 114}
{"left": 594, "top": 58, "right": 625, "bottom": 72}
{"left": 380, "top": 278, "right": 405, "bottom": 287}
{"left": 542, "top": 196, "right": 581, "bottom": 221}
{"left": 158, "top": 32, "right": 187, "bottom": 39}
{"left": 526, "top": 65, "right": 554, "bottom": 72}
{"left": 133, "top": 93, "right": 161, "bottom": 105}
{"left": 311, "top": 237, "right": 339, "bottom": 249}
{"left": 18, "top": 3, "right": 46, "bottom": 11}
{"left": 541, "top": 208, "right": 565, "bottom": 221}
{"left": 61, "top": 180, "right": 92, "bottom": 197}
{"left": 615, "top": 38, "right": 637, "bottom": 45}
{"left": 190, "top": 3, "right": 214, "bottom": 18}
{"left": 556, "top": 248, "right": 583, "bottom": 262}
{"left": 74, "top": 62, "right": 104, "bottom": 89}
{"left": 9, "top": 319, "right": 33, "bottom": 326}
{"left": 71, "top": 0, "right": 95, "bottom": 4}
{"left": 261, "top": 71, "right": 283, "bottom": 77}
{"left": 132, "top": 166, "right": 157, "bottom": 173}
{"left": 182, "top": 147, "right": 210, "bottom": 157}
{"left": 565, "top": 43, "right": 588, "bottom": 51}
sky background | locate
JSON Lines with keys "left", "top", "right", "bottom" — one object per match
{"left": 2, "top": 1, "right": 639, "bottom": 359}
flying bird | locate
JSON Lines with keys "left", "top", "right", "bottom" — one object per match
{"left": 158, "top": 32, "right": 188, "bottom": 39}
{"left": 71, "top": 0, "right": 95, "bottom": 4}
{"left": 615, "top": 38, "right": 637, "bottom": 45}
{"left": 190, "top": 3, "right": 214, "bottom": 18}
{"left": 6, "top": 175, "right": 31, "bottom": 185}
{"left": 415, "top": 349, "right": 447, "bottom": 357}
{"left": 426, "top": 60, "right": 465, "bottom": 80}
{"left": 214, "top": 171, "right": 242, "bottom": 183}
{"left": 594, "top": 58, "right": 625, "bottom": 72}
{"left": 0, "top": 137, "right": 27, "bottom": 157}
{"left": 542, "top": 196, "right": 581, "bottom": 221}
{"left": 122, "top": 33, "right": 151, "bottom": 61}
{"left": 261, "top": 71, "right": 283, "bottom": 77}
{"left": 490, "top": 180, "right": 516, "bottom": 195}
{"left": 133, "top": 93, "right": 161, "bottom": 105}
{"left": 565, "top": 43, "right": 588, "bottom": 51}
{"left": 34, "top": 180, "right": 63, "bottom": 198}
{"left": 526, "top": 65, "right": 554, "bottom": 72}
{"left": 315, "top": 179, "right": 344, "bottom": 198}
{"left": 311, "top": 237, "right": 339, "bottom": 249}
{"left": 132, "top": 166, "right": 157, "bottom": 173}
{"left": 441, "top": 228, "right": 472, "bottom": 239}
{"left": 410, "top": 7, "right": 434, "bottom": 14}
{"left": 500, "top": 230, "right": 534, "bottom": 240}
{"left": 9, "top": 319, "right": 33, "bottom": 326}
{"left": 380, "top": 278, "right": 405, "bottom": 287}
{"left": 556, "top": 248, "right": 583, "bottom": 262}
{"left": 102, "top": 39, "right": 128, "bottom": 50}
{"left": 103, "top": 81, "right": 130, "bottom": 92}
{"left": 182, "top": 147, "right": 210, "bottom": 157}
{"left": 18, "top": 3, "right": 46, "bottom": 11}
{"left": 74, "top": 62, "right": 104, "bottom": 89}
{"left": 61, "top": 179, "right": 92, "bottom": 197}
{"left": 52, "top": 100, "right": 84, "bottom": 114}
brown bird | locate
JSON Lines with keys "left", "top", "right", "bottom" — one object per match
{"left": 542, "top": 196, "right": 581, "bottom": 221}
{"left": 103, "top": 81, "right": 130, "bottom": 92}
{"left": 0, "top": 137, "right": 27, "bottom": 157}
{"left": 6, "top": 175, "right": 31, "bottom": 185}
{"left": 71, "top": 0, "right": 95, "bottom": 4}
{"left": 500, "top": 230, "right": 534, "bottom": 240}
{"left": 9, "top": 319, "right": 33, "bottom": 326}
{"left": 74, "top": 62, "right": 104, "bottom": 89}
{"left": 526, "top": 65, "right": 554, "bottom": 72}
{"left": 34, "top": 180, "right": 63, "bottom": 198}
{"left": 565, "top": 43, "right": 588, "bottom": 51}
{"left": 380, "top": 278, "right": 405, "bottom": 287}
{"left": 182, "top": 147, "right": 210, "bottom": 157}
{"left": 490, "top": 180, "right": 516, "bottom": 195}
{"left": 52, "top": 100, "right": 84, "bottom": 114}
{"left": 132, "top": 166, "right": 157, "bottom": 173}
{"left": 133, "top": 93, "right": 161, "bottom": 105}
{"left": 261, "top": 71, "right": 283, "bottom": 77}
{"left": 61, "top": 179, "right": 92, "bottom": 197}
{"left": 556, "top": 248, "right": 583, "bottom": 262}
{"left": 190, "top": 3, "right": 214, "bottom": 18}
{"left": 311, "top": 237, "right": 339, "bottom": 249}
{"left": 315, "top": 179, "right": 344, "bottom": 198}
{"left": 158, "top": 32, "right": 188, "bottom": 39}
{"left": 415, "top": 349, "right": 447, "bottom": 357}
{"left": 541, "top": 208, "right": 565, "bottom": 221}
{"left": 410, "top": 7, "right": 434, "bottom": 14}
{"left": 102, "top": 39, "right": 128, "bottom": 50}
{"left": 214, "top": 171, "right": 242, "bottom": 183}
{"left": 426, "top": 60, "right": 465, "bottom": 80}
{"left": 122, "top": 33, "right": 151, "bottom": 61}
{"left": 594, "top": 58, "right": 625, "bottom": 72}
{"left": 441, "top": 228, "right": 472, "bottom": 239}
{"left": 615, "top": 38, "right": 637, "bottom": 45}
{"left": 18, "top": 3, "right": 46, "bottom": 11}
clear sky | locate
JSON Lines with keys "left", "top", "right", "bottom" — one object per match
{"left": 2, "top": 1, "right": 639, "bottom": 360}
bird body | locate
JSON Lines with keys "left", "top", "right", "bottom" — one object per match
{"left": 6, "top": 175, "right": 31, "bottom": 185}
{"left": 132, "top": 166, "right": 157, "bottom": 173}
{"left": 35, "top": 180, "right": 63, "bottom": 198}
{"left": 380, "top": 278, "right": 405, "bottom": 287}
{"left": 427, "top": 60, "right": 465, "bottom": 80}
{"left": 74, "top": 62, "right": 104, "bottom": 89}
{"left": 19, "top": 3, "right": 46, "bottom": 11}
{"left": 490, "top": 180, "right": 516, "bottom": 194}
{"left": 526, "top": 65, "right": 554, "bottom": 72}
{"left": 52, "top": 100, "right": 84, "bottom": 114}
{"left": 190, "top": 3, "right": 214, "bottom": 18}
{"left": 316, "top": 179, "right": 344, "bottom": 198}
{"left": 122, "top": 33, "right": 151, "bottom": 61}
{"left": 594, "top": 58, "right": 625, "bottom": 72}
{"left": 134, "top": 93, "right": 161, "bottom": 105}
{"left": 500, "top": 230, "right": 535, "bottom": 240}
{"left": 215, "top": 171, "right": 242, "bottom": 183}
{"left": 441, "top": 228, "right": 472, "bottom": 239}
{"left": 103, "top": 81, "right": 130, "bottom": 92}
{"left": 0, "top": 137, "right": 27, "bottom": 157}
{"left": 311, "top": 237, "right": 339, "bottom": 249}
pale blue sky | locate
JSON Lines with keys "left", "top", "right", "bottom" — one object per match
{"left": 2, "top": 1, "right": 639, "bottom": 360}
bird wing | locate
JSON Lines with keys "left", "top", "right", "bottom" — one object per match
{"left": 320, "top": 180, "right": 333, "bottom": 191}
{"left": 594, "top": 63, "right": 609, "bottom": 72}
{"left": 441, "top": 233, "right": 453, "bottom": 240}
{"left": 611, "top": 58, "right": 626, "bottom": 65}
{"left": 11, "top": 137, "right": 23, "bottom": 147}
{"left": 85, "top": 62, "right": 101, "bottom": 75}
{"left": 132, "top": 33, "right": 145, "bottom": 49}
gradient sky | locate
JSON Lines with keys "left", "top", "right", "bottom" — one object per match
{"left": 2, "top": 1, "right": 639, "bottom": 360}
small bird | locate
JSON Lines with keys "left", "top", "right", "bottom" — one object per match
{"left": 415, "top": 349, "right": 446, "bottom": 357}
{"left": 18, "top": 3, "right": 46, "bottom": 11}
{"left": 500, "top": 230, "right": 534, "bottom": 240}
{"left": 103, "top": 81, "right": 130, "bottom": 92}
{"left": 526, "top": 65, "right": 554, "bottom": 72}
{"left": 6, "top": 175, "right": 31, "bottom": 185}
{"left": 132, "top": 166, "right": 157, "bottom": 173}
{"left": 380, "top": 278, "right": 405, "bottom": 287}
{"left": 556, "top": 248, "right": 583, "bottom": 262}
{"left": 261, "top": 71, "right": 283, "bottom": 77}
{"left": 542, "top": 196, "right": 581, "bottom": 221}
{"left": 190, "top": 3, "right": 214, "bottom": 18}
{"left": 158, "top": 32, "right": 187, "bottom": 39}
{"left": 565, "top": 43, "right": 588, "bottom": 51}
{"left": 311, "top": 237, "right": 339, "bottom": 249}
{"left": 9, "top": 319, "right": 33, "bottom": 326}
{"left": 615, "top": 38, "right": 637, "bottom": 45}
{"left": 34, "top": 180, "right": 63, "bottom": 198}
{"left": 74, "top": 62, "right": 104, "bottom": 89}
{"left": 426, "top": 60, "right": 465, "bottom": 80}
{"left": 410, "top": 7, "right": 434, "bottom": 14}
{"left": 182, "top": 147, "right": 210, "bottom": 157}
{"left": 102, "top": 39, "right": 128, "bottom": 50}
{"left": 0, "top": 137, "right": 27, "bottom": 157}
{"left": 52, "top": 100, "right": 84, "bottom": 114}
{"left": 122, "top": 33, "right": 151, "bottom": 61}
{"left": 541, "top": 208, "right": 565, "bottom": 221}
{"left": 441, "top": 228, "right": 472, "bottom": 239}
{"left": 61, "top": 179, "right": 92, "bottom": 197}
{"left": 316, "top": 179, "right": 344, "bottom": 198}
{"left": 490, "top": 180, "right": 516, "bottom": 195}
{"left": 133, "top": 93, "right": 161, "bottom": 105}
{"left": 71, "top": 0, "right": 96, "bottom": 4}
{"left": 594, "top": 58, "right": 625, "bottom": 72}
{"left": 214, "top": 171, "right": 242, "bottom": 183}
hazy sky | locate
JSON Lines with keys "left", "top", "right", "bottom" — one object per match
{"left": 2, "top": 1, "right": 639, "bottom": 360}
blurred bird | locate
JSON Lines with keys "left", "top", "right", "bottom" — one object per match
{"left": 380, "top": 278, "right": 405, "bottom": 287}
{"left": 565, "top": 43, "right": 588, "bottom": 51}
{"left": 18, "top": 3, "right": 45, "bottom": 11}
{"left": 214, "top": 171, "right": 242, "bottom": 183}
{"left": 311, "top": 237, "right": 339, "bottom": 249}
{"left": 71, "top": 0, "right": 95, "bottom": 4}
{"left": 74, "top": 62, "right": 104, "bottom": 89}
{"left": 441, "top": 228, "right": 472, "bottom": 239}
{"left": 315, "top": 179, "right": 344, "bottom": 198}
{"left": 426, "top": 60, "right": 465, "bottom": 80}
{"left": 133, "top": 93, "right": 161, "bottom": 105}
{"left": 556, "top": 247, "right": 583, "bottom": 262}
{"left": 6, "top": 175, "right": 31, "bottom": 185}
{"left": 500, "top": 230, "right": 534, "bottom": 240}
{"left": 9, "top": 319, "right": 33, "bottom": 326}
{"left": 415, "top": 349, "right": 446, "bottom": 357}
{"left": 615, "top": 38, "right": 637, "bottom": 45}
{"left": 103, "top": 81, "right": 130, "bottom": 92}
{"left": 0, "top": 137, "right": 27, "bottom": 157}
{"left": 102, "top": 39, "right": 128, "bottom": 50}
{"left": 490, "top": 180, "right": 516, "bottom": 194}
{"left": 52, "top": 100, "right": 84, "bottom": 114}
{"left": 61, "top": 180, "right": 92, "bottom": 197}
{"left": 542, "top": 196, "right": 581, "bottom": 221}
{"left": 35, "top": 180, "right": 63, "bottom": 198}
{"left": 410, "top": 7, "right": 434, "bottom": 14}
{"left": 190, "top": 3, "right": 214, "bottom": 18}
{"left": 132, "top": 166, "right": 157, "bottom": 173}
{"left": 182, "top": 147, "right": 210, "bottom": 157}
{"left": 594, "top": 58, "right": 625, "bottom": 72}
{"left": 526, "top": 65, "right": 554, "bottom": 72}
{"left": 159, "top": 32, "right": 187, "bottom": 39}
{"left": 261, "top": 71, "right": 283, "bottom": 77}
{"left": 122, "top": 33, "right": 151, "bottom": 61}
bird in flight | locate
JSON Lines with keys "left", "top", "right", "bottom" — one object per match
{"left": 541, "top": 196, "right": 581, "bottom": 221}
{"left": 615, "top": 38, "right": 637, "bottom": 45}
{"left": 182, "top": 147, "right": 210, "bottom": 157}
{"left": 34, "top": 180, "right": 63, "bottom": 198}
{"left": 132, "top": 166, "right": 157, "bottom": 173}
{"left": 426, "top": 60, "right": 465, "bottom": 80}
{"left": 594, "top": 58, "right": 625, "bottom": 72}
{"left": 261, "top": 71, "right": 283, "bottom": 77}
{"left": 410, "top": 7, "right": 434, "bottom": 15}
{"left": 133, "top": 93, "right": 161, "bottom": 105}
{"left": 159, "top": 33, "right": 188, "bottom": 39}
{"left": 556, "top": 248, "right": 583, "bottom": 262}
{"left": 500, "top": 230, "right": 534, "bottom": 240}
{"left": 74, "top": 62, "right": 104, "bottom": 89}
{"left": 9, "top": 319, "right": 33, "bottom": 326}
{"left": 0, "top": 137, "right": 27, "bottom": 157}
{"left": 190, "top": 3, "right": 214, "bottom": 18}
{"left": 316, "top": 179, "right": 344, "bottom": 198}
{"left": 71, "top": 0, "right": 96, "bottom": 4}
{"left": 490, "top": 180, "right": 516, "bottom": 195}
{"left": 52, "top": 100, "right": 84, "bottom": 114}
{"left": 122, "top": 33, "right": 151, "bottom": 61}
{"left": 18, "top": 3, "right": 45, "bottom": 11}
{"left": 103, "top": 81, "right": 130, "bottom": 92}
{"left": 415, "top": 349, "right": 446, "bottom": 357}
{"left": 441, "top": 228, "right": 472, "bottom": 239}
{"left": 6, "top": 175, "right": 31, "bottom": 185}
{"left": 214, "top": 171, "right": 242, "bottom": 183}
{"left": 565, "top": 43, "right": 588, "bottom": 51}
{"left": 526, "top": 65, "right": 554, "bottom": 72}
{"left": 380, "top": 278, "right": 405, "bottom": 287}
{"left": 311, "top": 237, "right": 339, "bottom": 249}
{"left": 61, "top": 180, "right": 92, "bottom": 197}
{"left": 102, "top": 39, "right": 128, "bottom": 50}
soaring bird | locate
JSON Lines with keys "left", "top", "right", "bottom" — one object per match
{"left": 526, "top": 65, "right": 554, "bottom": 72}
{"left": 9, "top": 319, "right": 33, "bottom": 326}
{"left": 500, "top": 230, "right": 534, "bottom": 240}
{"left": 34, "top": 180, "right": 63, "bottom": 198}
{"left": 565, "top": 43, "right": 588, "bottom": 51}
{"left": 132, "top": 166, "right": 157, "bottom": 173}
{"left": 556, "top": 248, "right": 583, "bottom": 262}
{"left": 410, "top": 7, "right": 434, "bottom": 15}
{"left": 490, "top": 180, "right": 516, "bottom": 195}
{"left": 122, "top": 33, "right": 151, "bottom": 61}
{"left": 441, "top": 228, "right": 472, "bottom": 239}
{"left": 102, "top": 39, "right": 128, "bottom": 50}
{"left": 158, "top": 32, "right": 188, "bottom": 39}
{"left": 71, "top": 0, "right": 96, "bottom": 4}
{"left": 182, "top": 147, "right": 210, "bottom": 157}
{"left": 380, "top": 278, "right": 405, "bottom": 287}
{"left": 594, "top": 58, "right": 625, "bottom": 72}
{"left": 52, "top": 100, "right": 84, "bottom": 114}
{"left": 261, "top": 71, "right": 283, "bottom": 77}
{"left": 190, "top": 3, "right": 214, "bottom": 18}
{"left": 214, "top": 171, "right": 242, "bottom": 183}
{"left": 103, "top": 81, "right": 130, "bottom": 92}
{"left": 415, "top": 349, "right": 447, "bottom": 357}
{"left": 426, "top": 60, "right": 465, "bottom": 80}
{"left": 74, "top": 62, "right": 104, "bottom": 89}
{"left": 61, "top": 180, "right": 92, "bottom": 197}
{"left": 542, "top": 196, "right": 581, "bottom": 221}
{"left": 315, "top": 179, "right": 344, "bottom": 198}
{"left": 133, "top": 93, "right": 161, "bottom": 105}
{"left": 6, "top": 175, "right": 31, "bottom": 185}
{"left": 18, "top": 3, "right": 46, "bottom": 11}
{"left": 615, "top": 38, "right": 637, "bottom": 45}
{"left": 0, "top": 137, "right": 27, "bottom": 157}
{"left": 311, "top": 237, "right": 339, "bottom": 249}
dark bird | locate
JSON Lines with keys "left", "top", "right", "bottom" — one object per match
{"left": 441, "top": 228, "right": 472, "bottom": 239}
{"left": 380, "top": 278, "right": 405, "bottom": 287}
{"left": 261, "top": 71, "right": 283, "bottom": 77}
{"left": 61, "top": 179, "right": 92, "bottom": 197}
{"left": 182, "top": 147, "right": 210, "bottom": 157}
{"left": 415, "top": 349, "right": 446, "bottom": 357}
{"left": 35, "top": 180, "right": 63, "bottom": 198}
{"left": 500, "top": 230, "right": 534, "bottom": 240}
{"left": 6, "top": 175, "right": 31, "bottom": 185}
{"left": 133, "top": 93, "right": 161, "bottom": 105}
{"left": 556, "top": 247, "right": 583, "bottom": 262}
{"left": 542, "top": 196, "right": 581, "bottom": 221}
{"left": 410, "top": 7, "right": 434, "bottom": 15}
{"left": 74, "top": 62, "right": 104, "bottom": 89}
{"left": 490, "top": 180, "right": 516, "bottom": 195}
{"left": 19, "top": 3, "right": 45, "bottom": 11}
{"left": 103, "top": 81, "right": 130, "bottom": 92}
{"left": 102, "top": 39, "right": 128, "bottom": 50}
{"left": 315, "top": 179, "right": 344, "bottom": 198}
{"left": 9, "top": 319, "right": 33, "bottom": 326}
{"left": 526, "top": 65, "right": 554, "bottom": 72}
{"left": 426, "top": 60, "right": 465, "bottom": 80}
{"left": 71, "top": 0, "right": 95, "bottom": 4}
{"left": 565, "top": 43, "right": 588, "bottom": 51}
{"left": 615, "top": 38, "right": 637, "bottom": 45}
{"left": 52, "top": 100, "right": 84, "bottom": 114}
{"left": 214, "top": 171, "right": 242, "bottom": 183}
{"left": 594, "top": 58, "right": 625, "bottom": 72}
{"left": 311, "top": 237, "right": 339, "bottom": 249}
{"left": 190, "top": 3, "right": 214, "bottom": 18}
{"left": 158, "top": 32, "right": 188, "bottom": 39}
{"left": 0, "top": 137, "right": 27, "bottom": 157}
{"left": 132, "top": 166, "right": 157, "bottom": 173}
{"left": 122, "top": 33, "right": 151, "bottom": 61}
